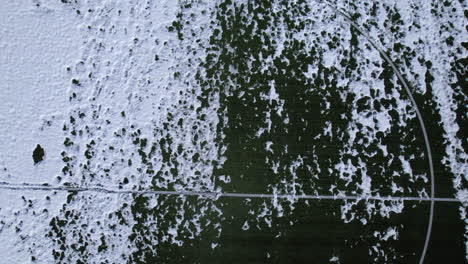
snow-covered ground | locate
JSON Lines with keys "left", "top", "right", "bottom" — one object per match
{"left": 0, "top": 0, "right": 466, "bottom": 263}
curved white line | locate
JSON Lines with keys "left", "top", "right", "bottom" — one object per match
{"left": 320, "top": 2, "right": 435, "bottom": 263}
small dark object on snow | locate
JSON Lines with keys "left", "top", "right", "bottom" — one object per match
{"left": 33, "top": 144, "right": 45, "bottom": 164}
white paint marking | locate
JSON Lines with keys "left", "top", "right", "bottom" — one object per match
{"left": 320, "top": 2, "right": 436, "bottom": 263}
{"left": 0, "top": 182, "right": 459, "bottom": 203}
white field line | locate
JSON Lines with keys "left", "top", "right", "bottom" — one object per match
{"left": 0, "top": 182, "right": 459, "bottom": 202}
{"left": 321, "top": 2, "right": 436, "bottom": 264}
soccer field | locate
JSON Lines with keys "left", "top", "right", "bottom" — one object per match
{"left": 0, "top": 0, "right": 466, "bottom": 263}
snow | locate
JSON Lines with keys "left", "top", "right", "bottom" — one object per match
{"left": 0, "top": 1, "right": 82, "bottom": 185}
{"left": 0, "top": 0, "right": 466, "bottom": 262}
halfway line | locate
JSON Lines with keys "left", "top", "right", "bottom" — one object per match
{"left": 0, "top": 182, "right": 460, "bottom": 203}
